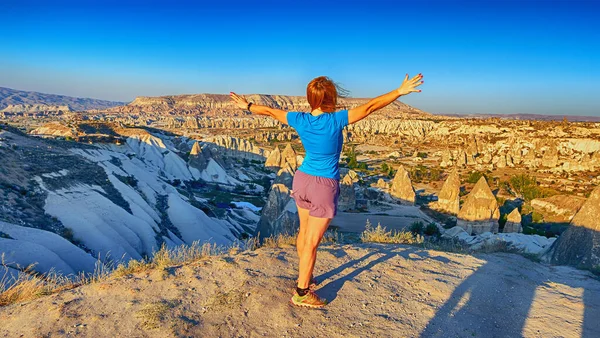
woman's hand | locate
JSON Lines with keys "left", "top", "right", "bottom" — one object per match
{"left": 397, "top": 73, "right": 424, "bottom": 96}
{"left": 229, "top": 92, "right": 249, "bottom": 109}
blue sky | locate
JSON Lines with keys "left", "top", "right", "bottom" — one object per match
{"left": 1, "top": 0, "right": 598, "bottom": 116}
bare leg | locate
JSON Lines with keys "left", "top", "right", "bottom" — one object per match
{"left": 296, "top": 205, "right": 310, "bottom": 260}
{"left": 297, "top": 215, "right": 332, "bottom": 289}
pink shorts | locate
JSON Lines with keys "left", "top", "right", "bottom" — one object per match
{"left": 291, "top": 170, "right": 340, "bottom": 218}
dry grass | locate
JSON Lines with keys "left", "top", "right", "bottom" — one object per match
{"left": 0, "top": 230, "right": 341, "bottom": 307}
{"left": 260, "top": 229, "right": 342, "bottom": 249}
{"left": 135, "top": 300, "right": 178, "bottom": 330}
{"left": 0, "top": 255, "right": 112, "bottom": 307}
{"left": 361, "top": 220, "right": 424, "bottom": 245}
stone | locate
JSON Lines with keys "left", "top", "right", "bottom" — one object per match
{"left": 188, "top": 141, "right": 208, "bottom": 171}
{"left": 338, "top": 174, "right": 356, "bottom": 211}
{"left": 265, "top": 145, "right": 282, "bottom": 171}
{"left": 280, "top": 143, "right": 298, "bottom": 170}
{"left": 440, "top": 149, "right": 453, "bottom": 168}
{"left": 376, "top": 178, "right": 389, "bottom": 189}
{"left": 503, "top": 208, "right": 522, "bottom": 233}
{"left": 389, "top": 165, "right": 415, "bottom": 205}
{"left": 544, "top": 184, "right": 600, "bottom": 269}
{"left": 432, "top": 169, "right": 460, "bottom": 215}
{"left": 255, "top": 164, "right": 297, "bottom": 239}
{"left": 456, "top": 176, "right": 500, "bottom": 235}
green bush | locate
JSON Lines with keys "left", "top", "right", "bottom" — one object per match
{"left": 531, "top": 211, "right": 544, "bottom": 224}
{"left": 509, "top": 174, "right": 558, "bottom": 201}
{"left": 424, "top": 223, "right": 441, "bottom": 236}
{"left": 466, "top": 171, "right": 486, "bottom": 184}
{"left": 410, "top": 221, "right": 425, "bottom": 235}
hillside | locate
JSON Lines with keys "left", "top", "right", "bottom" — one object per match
{"left": 0, "top": 87, "right": 126, "bottom": 112}
{"left": 1, "top": 243, "right": 599, "bottom": 337}
{"left": 110, "top": 93, "right": 431, "bottom": 119}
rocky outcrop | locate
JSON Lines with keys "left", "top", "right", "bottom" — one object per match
{"left": 338, "top": 174, "right": 356, "bottom": 211}
{"left": 255, "top": 164, "right": 298, "bottom": 239}
{"left": 439, "top": 149, "right": 453, "bottom": 168}
{"left": 205, "top": 135, "right": 267, "bottom": 161}
{"left": 531, "top": 195, "right": 587, "bottom": 223}
{"left": 375, "top": 178, "right": 389, "bottom": 189}
{"left": 188, "top": 141, "right": 208, "bottom": 171}
{"left": 431, "top": 169, "right": 460, "bottom": 215}
{"left": 265, "top": 145, "right": 282, "bottom": 171}
{"left": 390, "top": 165, "right": 416, "bottom": 205}
{"left": 457, "top": 176, "right": 500, "bottom": 235}
{"left": 280, "top": 143, "right": 298, "bottom": 170}
{"left": 544, "top": 184, "right": 600, "bottom": 269}
{"left": 503, "top": 208, "right": 522, "bottom": 233}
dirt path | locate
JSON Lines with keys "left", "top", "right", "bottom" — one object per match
{"left": 1, "top": 243, "right": 599, "bottom": 337}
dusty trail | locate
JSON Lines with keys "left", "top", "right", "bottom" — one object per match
{"left": 1, "top": 243, "right": 599, "bottom": 338}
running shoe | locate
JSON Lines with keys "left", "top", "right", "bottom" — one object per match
{"left": 290, "top": 290, "right": 328, "bottom": 308}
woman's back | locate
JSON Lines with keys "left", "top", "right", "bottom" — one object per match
{"left": 286, "top": 110, "right": 348, "bottom": 180}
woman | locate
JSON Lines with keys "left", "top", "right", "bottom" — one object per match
{"left": 230, "top": 74, "right": 423, "bottom": 308}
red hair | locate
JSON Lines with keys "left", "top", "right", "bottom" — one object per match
{"left": 306, "top": 76, "right": 348, "bottom": 113}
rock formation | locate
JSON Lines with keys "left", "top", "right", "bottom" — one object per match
{"left": 431, "top": 169, "right": 460, "bottom": 215}
{"left": 439, "top": 149, "right": 453, "bottom": 168}
{"left": 188, "top": 141, "right": 208, "bottom": 170}
{"left": 503, "top": 208, "right": 522, "bottom": 233}
{"left": 544, "top": 184, "right": 600, "bottom": 269}
{"left": 280, "top": 143, "right": 298, "bottom": 170}
{"left": 265, "top": 145, "right": 282, "bottom": 171}
{"left": 338, "top": 174, "right": 356, "bottom": 211}
{"left": 390, "top": 165, "right": 416, "bottom": 205}
{"left": 255, "top": 164, "right": 298, "bottom": 239}
{"left": 375, "top": 178, "right": 389, "bottom": 189}
{"left": 457, "top": 176, "right": 500, "bottom": 235}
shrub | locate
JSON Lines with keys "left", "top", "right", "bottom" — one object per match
{"left": 361, "top": 220, "right": 423, "bottom": 244}
{"left": 466, "top": 172, "right": 486, "bottom": 184}
{"left": 509, "top": 174, "right": 558, "bottom": 201}
{"left": 424, "top": 223, "right": 441, "bottom": 237}
{"left": 410, "top": 221, "right": 425, "bottom": 235}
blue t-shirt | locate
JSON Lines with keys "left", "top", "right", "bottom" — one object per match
{"left": 286, "top": 110, "right": 348, "bottom": 180}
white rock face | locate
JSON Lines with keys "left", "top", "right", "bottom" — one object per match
{"left": 0, "top": 221, "right": 97, "bottom": 276}
{"left": 443, "top": 226, "right": 555, "bottom": 254}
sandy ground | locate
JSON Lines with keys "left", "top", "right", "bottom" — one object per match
{"left": 1, "top": 243, "right": 599, "bottom": 338}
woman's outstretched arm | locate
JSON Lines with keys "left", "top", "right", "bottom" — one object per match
{"left": 229, "top": 92, "right": 288, "bottom": 125}
{"left": 347, "top": 73, "right": 423, "bottom": 124}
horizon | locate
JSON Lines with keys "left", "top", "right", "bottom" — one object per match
{"left": 1, "top": 0, "right": 599, "bottom": 116}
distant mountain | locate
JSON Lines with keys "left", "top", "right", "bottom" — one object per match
{"left": 0, "top": 87, "right": 126, "bottom": 113}
{"left": 111, "top": 93, "right": 430, "bottom": 119}
{"left": 434, "top": 112, "right": 600, "bottom": 122}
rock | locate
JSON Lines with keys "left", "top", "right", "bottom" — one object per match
{"left": 280, "top": 143, "right": 298, "bottom": 170}
{"left": 338, "top": 174, "right": 356, "bottom": 211}
{"left": 544, "top": 184, "right": 600, "bottom": 269}
{"left": 455, "top": 149, "right": 468, "bottom": 167}
{"left": 347, "top": 170, "right": 359, "bottom": 183}
{"left": 503, "top": 208, "right": 522, "bottom": 233}
{"left": 531, "top": 195, "right": 586, "bottom": 223}
{"left": 457, "top": 176, "right": 500, "bottom": 235}
{"left": 265, "top": 145, "right": 282, "bottom": 171}
{"left": 431, "top": 169, "right": 460, "bottom": 215}
{"left": 375, "top": 178, "right": 389, "bottom": 189}
{"left": 255, "top": 164, "right": 297, "bottom": 239}
{"left": 389, "top": 165, "right": 415, "bottom": 205}
{"left": 439, "top": 149, "right": 453, "bottom": 168}
{"left": 188, "top": 141, "right": 208, "bottom": 171}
